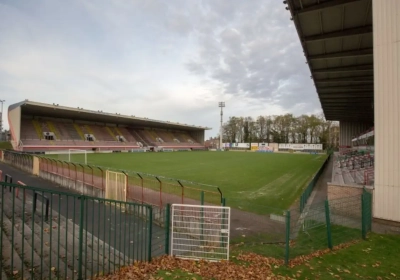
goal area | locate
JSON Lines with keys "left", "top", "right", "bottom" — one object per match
{"left": 57, "top": 149, "right": 87, "bottom": 164}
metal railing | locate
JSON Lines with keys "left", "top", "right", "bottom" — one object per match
{"left": 33, "top": 191, "right": 50, "bottom": 221}
{"left": 2, "top": 150, "right": 225, "bottom": 209}
{"left": 0, "top": 181, "right": 157, "bottom": 279}
{"left": 299, "top": 154, "right": 331, "bottom": 212}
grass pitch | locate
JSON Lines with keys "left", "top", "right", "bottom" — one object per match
{"left": 58, "top": 151, "right": 327, "bottom": 211}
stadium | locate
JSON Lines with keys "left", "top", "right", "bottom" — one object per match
{"left": 8, "top": 100, "right": 208, "bottom": 152}
{"left": 0, "top": 0, "right": 399, "bottom": 279}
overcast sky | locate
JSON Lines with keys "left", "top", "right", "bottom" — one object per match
{"left": 0, "top": 0, "right": 321, "bottom": 138}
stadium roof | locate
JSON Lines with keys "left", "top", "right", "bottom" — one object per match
{"left": 11, "top": 100, "right": 210, "bottom": 131}
{"left": 286, "top": 0, "right": 373, "bottom": 123}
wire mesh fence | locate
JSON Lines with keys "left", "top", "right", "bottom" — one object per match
{"left": 228, "top": 200, "right": 287, "bottom": 259}
{"left": 230, "top": 192, "right": 372, "bottom": 263}
{"left": 299, "top": 154, "right": 331, "bottom": 212}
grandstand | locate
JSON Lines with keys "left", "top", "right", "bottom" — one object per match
{"left": 8, "top": 100, "right": 208, "bottom": 152}
{"left": 286, "top": 0, "right": 399, "bottom": 223}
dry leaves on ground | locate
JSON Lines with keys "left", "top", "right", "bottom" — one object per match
{"left": 94, "top": 240, "right": 359, "bottom": 280}
{"left": 94, "top": 254, "right": 289, "bottom": 280}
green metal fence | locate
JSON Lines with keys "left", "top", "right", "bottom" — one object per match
{"left": 0, "top": 181, "right": 159, "bottom": 279}
{"left": 299, "top": 154, "right": 331, "bottom": 212}
{"left": 230, "top": 191, "right": 373, "bottom": 264}
{"left": 286, "top": 191, "right": 372, "bottom": 263}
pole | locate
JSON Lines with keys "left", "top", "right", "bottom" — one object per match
{"left": 218, "top": 102, "right": 225, "bottom": 150}
{"left": 0, "top": 100, "right": 4, "bottom": 141}
{"left": 285, "top": 210, "right": 291, "bottom": 265}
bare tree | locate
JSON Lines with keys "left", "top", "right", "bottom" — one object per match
{"left": 221, "top": 112, "right": 337, "bottom": 148}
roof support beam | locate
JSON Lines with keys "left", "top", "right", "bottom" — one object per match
{"left": 318, "top": 85, "right": 373, "bottom": 90}
{"left": 293, "top": 0, "right": 362, "bottom": 15}
{"left": 320, "top": 93, "right": 373, "bottom": 97}
{"left": 323, "top": 105, "right": 372, "bottom": 108}
{"left": 324, "top": 113, "right": 373, "bottom": 117}
{"left": 324, "top": 114, "right": 373, "bottom": 118}
{"left": 324, "top": 111, "right": 372, "bottom": 115}
{"left": 309, "top": 48, "right": 373, "bottom": 60}
{"left": 323, "top": 107, "right": 372, "bottom": 110}
{"left": 304, "top": 26, "right": 372, "bottom": 42}
{"left": 315, "top": 76, "right": 373, "bottom": 83}
{"left": 320, "top": 101, "right": 373, "bottom": 104}
{"left": 320, "top": 94, "right": 373, "bottom": 98}
{"left": 322, "top": 100, "right": 373, "bottom": 104}
{"left": 313, "top": 64, "right": 373, "bottom": 73}
{"left": 318, "top": 89, "right": 373, "bottom": 94}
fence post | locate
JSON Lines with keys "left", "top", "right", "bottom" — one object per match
{"left": 361, "top": 189, "right": 372, "bottom": 239}
{"left": 177, "top": 180, "right": 184, "bottom": 204}
{"left": 165, "top": 204, "right": 171, "bottom": 255}
{"left": 148, "top": 206, "right": 153, "bottom": 262}
{"left": 137, "top": 173, "right": 144, "bottom": 203}
{"left": 200, "top": 196, "right": 204, "bottom": 245}
{"left": 78, "top": 195, "right": 85, "bottom": 280}
{"left": 200, "top": 191, "right": 204, "bottom": 205}
{"left": 284, "top": 210, "right": 291, "bottom": 265}
{"left": 155, "top": 177, "right": 162, "bottom": 207}
{"left": 217, "top": 187, "right": 223, "bottom": 205}
{"left": 367, "top": 191, "right": 372, "bottom": 231}
{"left": 33, "top": 192, "right": 37, "bottom": 214}
{"left": 325, "top": 200, "right": 333, "bottom": 249}
{"left": 361, "top": 192, "right": 366, "bottom": 239}
{"left": 221, "top": 197, "right": 226, "bottom": 207}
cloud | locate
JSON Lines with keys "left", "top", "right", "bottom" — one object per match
{"left": 0, "top": 0, "right": 321, "bottom": 138}
{"left": 184, "top": 1, "right": 319, "bottom": 117}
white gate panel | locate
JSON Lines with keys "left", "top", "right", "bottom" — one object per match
{"left": 171, "top": 204, "right": 230, "bottom": 261}
{"left": 105, "top": 170, "right": 127, "bottom": 201}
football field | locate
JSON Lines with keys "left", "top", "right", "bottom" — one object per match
{"left": 56, "top": 151, "right": 327, "bottom": 211}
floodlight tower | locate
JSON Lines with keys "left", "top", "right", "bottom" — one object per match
{"left": 218, "top": 102, "right": 225, "bottom": 150}
{"left": 0, "top": 100, "right": 4, "bottom": 140}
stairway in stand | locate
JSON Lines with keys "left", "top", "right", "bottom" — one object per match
{"left": 31, "top": 120, "right": 43, "bottom": 139}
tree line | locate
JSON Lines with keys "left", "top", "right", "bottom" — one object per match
{"left": 220, "top": 114, "right": 339, "bottom": 149}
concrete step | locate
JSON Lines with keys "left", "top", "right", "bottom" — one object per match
{"left": 40, "top": 200, "right": 133, "bottom": 276}
{"left": 3, "top": 202, "right": 77, "bottom": 279}
{"left": 2, "top": 190, "right": 133, "bottom": 278}
{"left": 3, "top": 191, "right": 92, "bottom": 278}
{"left": 355, "top": 172, "right": 365, "bottom": 184}
{"left": 1, "top": 191, "right": 76, "bottom": 279}
{"left": 1, "top": 224, "right": 31, "bottom": 280}
{"left": 1, "top": 212, "right": 51, "bottom": 279}
{"left": 343, "top": 171, "right": 355, "bottom": 185}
